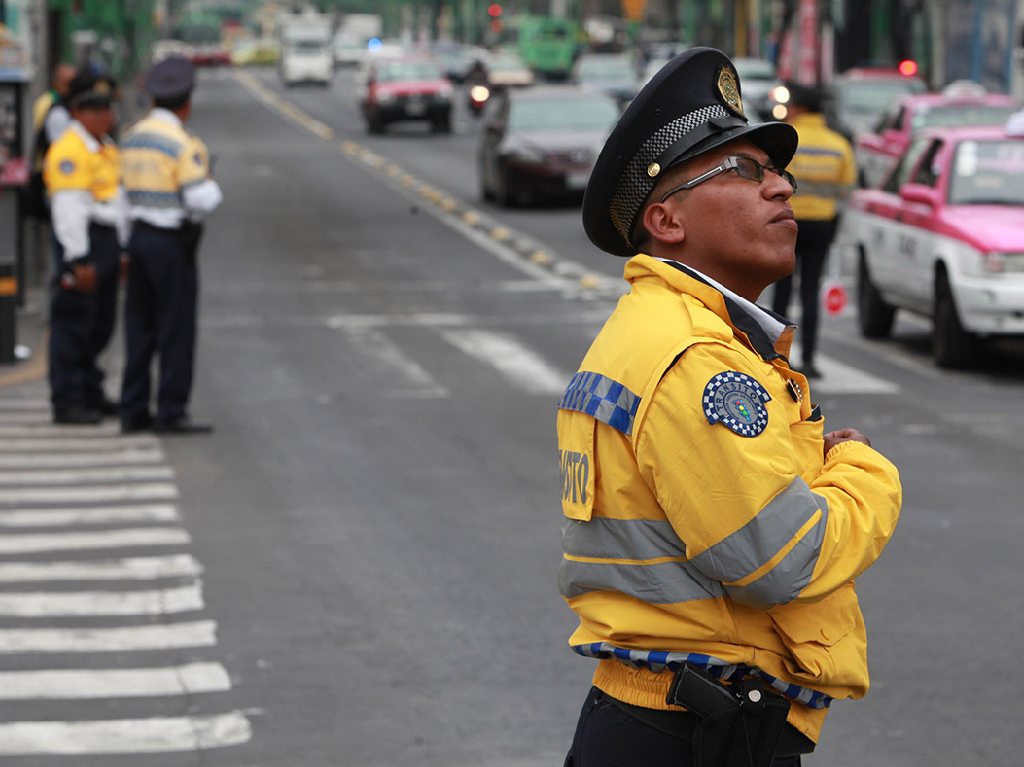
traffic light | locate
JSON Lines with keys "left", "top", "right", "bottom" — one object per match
{"left": 898, "top": 59, "right": 918, "bottom": 77}
{"left": 487, "top": 3, "right": 502, "bottom": 17}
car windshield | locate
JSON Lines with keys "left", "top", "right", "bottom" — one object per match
{"left": 510, "top": 95, "right": 618, "bottom": 132}
{"left": 840, "top": 79, "right": 923, "bottom": 113}
{"left": 292, "top": 40, "right": 325, "bottom": 54}
{"left": 578, "top": 56, "right": 633, "bottom": 80}
{"left": 734, "top": 59, "right": 775, "bottom": 81}
{"left": 490, "top": 55, "right": 527, "bottom": 73}
{"left": 912, "top": 104, "right": 1019, "bottom": 131}
{"left": 377, "top": 61, "right": 442, "bottom": 82}
{"left": 948, "top": 139, "right": 1024, "bottom": 205}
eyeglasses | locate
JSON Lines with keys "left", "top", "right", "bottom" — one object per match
{"left": 657, "top": 155, "right": 798, "bottom": 202}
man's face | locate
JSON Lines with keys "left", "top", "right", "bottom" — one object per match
{"left": 54, "top": 65, "right": 76, "bottom": 97}
{"left": 654, "top": 138, "right": 797, "bottom": 300}
{"left": 74, "top": 105, "right": 115, "bottom": 139}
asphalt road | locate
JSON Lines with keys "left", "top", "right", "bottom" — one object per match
{"left": 0, "top": 66, "right": 1022, "bottom": 766}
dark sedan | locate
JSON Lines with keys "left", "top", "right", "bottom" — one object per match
{"left": 478, "top": 85, "right": 620, "bottom": 206}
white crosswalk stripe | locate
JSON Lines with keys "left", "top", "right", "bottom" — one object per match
{"left": 0, "top": 400, "right": 252, "bottom": 757}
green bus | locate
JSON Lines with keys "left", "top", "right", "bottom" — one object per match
{"left": 501, "top": 15, "right": 580, "bottom": 81}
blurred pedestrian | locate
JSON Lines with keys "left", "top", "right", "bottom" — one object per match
{"left": 27, "top": 63, "right": 76, "bottom": 253}
{"left": 558, "top": 48, "right": 902, "bottom": 766}
{"left": 119, "top": 55, "right": 222, "bottom": 434}
{"left": 769, "top": 82, "right": 856, "bottom": 378}
{"left": 43, "top": 70, "right": 126, "bottom": 424}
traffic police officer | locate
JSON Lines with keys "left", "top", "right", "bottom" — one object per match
{"left": 770, "top": 83, "right": 856, "bottom": 378}
{"left": 43, "top": 70, "right": 125, "bottom": 424}
{"left": 558, "top": 48, "right": 902, "bottom": 766}
{"left": 119, "top": 55, "right": 222, "bottom": 434}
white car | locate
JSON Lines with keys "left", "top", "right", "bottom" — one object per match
{"left": 836, "top": 121, "right": 1024, "bottom": 367}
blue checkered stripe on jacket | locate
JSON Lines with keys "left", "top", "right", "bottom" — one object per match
{"left": 558, "top": 371, "right": 641, "bottom": 436}
{"left": 572, "top": 642, "right": 832, "bottom": 709}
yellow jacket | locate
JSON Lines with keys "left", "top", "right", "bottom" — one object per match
{"left": 787, "top": 112, "right": 856, "bottom": 221}
{"left": 556, "top": 256, "right": 902, "bottom": 743}
{"left": 121, "top": 109, "right": 214, "bottom": 225}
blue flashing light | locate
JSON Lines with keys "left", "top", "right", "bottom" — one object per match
{"left": 367, "top": 37, "right": 382, "bottom": 51}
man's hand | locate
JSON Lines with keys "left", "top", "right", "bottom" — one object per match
{"left": 824, "top": 428, "right": 871, "bottom": 458}
{"left": 60, "top": 261, "right": 97, "bottom": 293}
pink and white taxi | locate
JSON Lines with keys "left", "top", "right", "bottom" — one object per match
{"left": 855, "top": 83, "right": 1020, "bottom": 188}
{"left": 837, "top": 119, "right": 1024, "bottom": 367}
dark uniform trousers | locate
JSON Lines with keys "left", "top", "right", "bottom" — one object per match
{"left": 770, "top": 218, "right": 837, "bottom": 367}
{"left": 49, "top": 224, "right": 120, "bottom": 410}
{"left": 120, "top": 221, "right": 198, "bottom": 425}
{"left": 565, "top": 688, "right": 808, "bottom": 767}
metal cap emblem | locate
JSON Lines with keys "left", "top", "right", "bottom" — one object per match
{"left": 716, "top": 68, "right": 744, "bottom": 118}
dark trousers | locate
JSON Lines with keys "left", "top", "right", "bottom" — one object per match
{"left": 48, "top": 225, "right": 120, "bottom": 411}
{"left": 120, "top": 223, "right": 198, "bottom": 424}
{"left": 565, "top": 687, "right": 805, "bottom": 767}
{"left": 771, "top": 218, "right": 837, "bottom": 366}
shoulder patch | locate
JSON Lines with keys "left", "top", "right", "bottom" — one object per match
{"left": 58, "top": 159, "right": 76, "bottom": 175}
{"left": 702, "top": 370, "right": 771, "bottom": 437}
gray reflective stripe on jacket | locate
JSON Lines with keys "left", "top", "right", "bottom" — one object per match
{"left": 688, "top": 476, "right": 829, "bottom": 608}
{"left": 558, "top": 555, "right": 724, "bottom": 604}
{"left": 793, "top": 180, "right": 851, "bottom": 200}
{"left": 561, "top": 518, "right": 721, "bottom": 604}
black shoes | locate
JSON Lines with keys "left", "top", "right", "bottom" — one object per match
{"left": 53, "top": 405, "right": 103, "bottom": 425}
{"left": 154, "top": 417, "right": 213, "bottom": 435}
{"left": 121, "top": 414, "right": 154, "bottom": 434}
{"left": 90, "top": 398, "right": 121, "bottom": 417}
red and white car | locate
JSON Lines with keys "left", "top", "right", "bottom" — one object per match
{"left": 856, "top": 83, "right": 1020, "bottom": 188}
{"left": 358, "top": 56, "right": 454, "bottom": 135}
{"left": 837, "top": 120, "right": 1024, "bottom": 367}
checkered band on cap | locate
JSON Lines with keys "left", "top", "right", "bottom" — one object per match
{"left": 609, "top": 103, "right": 733, "bottom": 247}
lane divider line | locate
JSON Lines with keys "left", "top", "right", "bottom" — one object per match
{"left": 231, "top": 70, "right": 621, "bottom": 299}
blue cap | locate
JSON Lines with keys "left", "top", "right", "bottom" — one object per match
{"left": 145, "top": 55, "right": 195, "bottom": 100}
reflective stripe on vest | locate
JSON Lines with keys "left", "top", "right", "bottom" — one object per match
{"left": 558, "top": 371, "right": 641, "bottom": 436}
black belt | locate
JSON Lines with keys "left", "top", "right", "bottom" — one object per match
{"left": 600, "top": 689, "right": 815, "bottom": 757}
{"left": 88, "top": 222, "right": 116, "bottom": 232}
{"left": 132, "top": 220, "right": 181, "bottom": 235}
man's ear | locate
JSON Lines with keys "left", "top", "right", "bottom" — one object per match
{"left": 641, "top": 201, "right": 687, "bottom": 246}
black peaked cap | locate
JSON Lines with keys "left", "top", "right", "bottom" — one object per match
{"left": 146, "top": 55, "right": 195, "bottom": 100}
{"left": 582, "top": 47, "right": 798, "bottom": 258}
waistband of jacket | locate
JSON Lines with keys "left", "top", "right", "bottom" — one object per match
{"left": 592, "top": 659, "right": 826, "bottom": 743}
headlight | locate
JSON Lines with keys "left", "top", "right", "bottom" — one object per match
{"left": 983, "top": 252, "right": 1024, "bottom": 273}
{"left": 506, "top": 147, "right": 545, "bottom": 163}
{"left": 376, "top": 90, "right": 395, "bottom": 104}
{"left": 438, "top": 84, "right": 453, "bottom": 100}
{"left": 769, "top": 84, "right": 790, "bottom": 104}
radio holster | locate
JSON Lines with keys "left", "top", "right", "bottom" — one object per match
{"left": 667, "top": 663, "right": 791, "bottom": 767}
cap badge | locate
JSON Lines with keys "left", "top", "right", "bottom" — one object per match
{"left": 647, "top": 162, "right": 661, "bottom": 178}
{"left": 716, "top": 68, "right": 744, "bottom": 118}
{"left": 95, "top": 81, "right": 111, "bottom": 96}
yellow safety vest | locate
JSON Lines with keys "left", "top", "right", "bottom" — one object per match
{"left": 120, "top": 112, "right": 211, "bottom": 213}
{"left": 43, "top": 125, "right": 121, "bottom": 202}
{"left": 556, "top": 255, "right": 902, "bottom": 743}
{"left": 788, "top": 112, "right": 856, "bottom": 221}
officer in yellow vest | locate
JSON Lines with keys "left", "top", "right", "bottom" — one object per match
{"left": 559, "top": 48, "right": 902, "bottom": 767}
{"left": 43, "top": 71, "right": 125, "bottom": 425}
{"left": 119, "top": 56, "right": 222, "bottom": 434}
{"left": 769, "top": 83, "right": 856, "bottom": 378}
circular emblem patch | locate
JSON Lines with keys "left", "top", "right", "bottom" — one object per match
{"left": 702, "top": 370, "right": 771, "bottom": 438}
{"left": 58, "top": 159, "right": 76, "bottom": 175}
